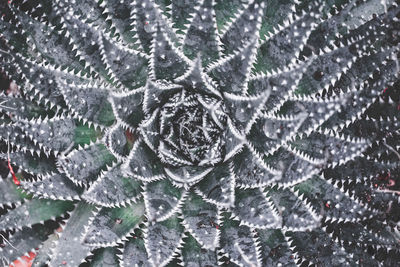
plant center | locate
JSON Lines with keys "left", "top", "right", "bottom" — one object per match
{"left": 158, "top": 91, "right": 227, "bottom": 166}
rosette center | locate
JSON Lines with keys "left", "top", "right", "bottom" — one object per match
{"left": 158, "top": 91, "right": 227, "bottom": 167}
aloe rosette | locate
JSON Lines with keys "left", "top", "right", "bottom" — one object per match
{"left": 0, "top": 0, "right": 400, "bottom": 266}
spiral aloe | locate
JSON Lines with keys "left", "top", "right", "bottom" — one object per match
{"left": 0, "top": 0, "right": 400, "bottom": 266}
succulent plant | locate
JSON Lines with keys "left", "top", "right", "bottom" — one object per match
{"left": 0, "top": 0, "right": 400, "bottom": 266}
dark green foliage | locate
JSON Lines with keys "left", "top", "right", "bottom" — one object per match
{"left": 0, "top": 0, "right": 399, "bottom": 266}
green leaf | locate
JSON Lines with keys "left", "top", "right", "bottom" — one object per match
{"left": 219, "top": 0, "right": 264, "bottom": 53}
{"left": 10, "top": 6, "right": 83, "bottom": 70}
{"left": 83, "top": 202, "right": 145, "bottom": 247}
{"left": 31, "top": 232, "right": 59, "bottom": 267}
{"left": 58, "top": 79, "right": 114, "bottom": 127}
{"left": 143, "top": 81, "right": 181, "bottom": 116}
{"left": 144, "top": 178, "right": 187, "bottom": 222}
{"left": 74, "top": 123, "right": 101, "bottom": 146}
{"left": 0, "top": 150, "right": 57, "bottom": 175}
{"left": 0, "top": 122, "right": 42, "bottom": 156}
{"left": 122, "top": 140, "right": 165, "bottom": 182}
{"left": 294, "top": 175, "right": 372, "bottom": 222}
{"left": 21, "top": 116, "right": 77, "bottom": 155}
{"left": 266, "top": 187, "right": 320, "bottom": 231}
{"left": 181, "top": 234, "right": 218, "bottom": 267}
{"left": 219, "top": 213, "right": 261, "bottom": 267}
{"left": 48, "top": 202, "right": 97, "bottom": 267}
{"left": 89, "top": 247, "right": 119, "bottom": 267}
{"left": 265, "top": 147, "right": 320, "bottom": 188}
{"left": 134, "top": 0, "right": 177, "bottom": 54}
{"left": 232, "top": 146, "right": 281, "bottom": 188}
{"left": 82, "top": 163, "right": 142, "bottom": 207}
{"left": 286, "top": 229, "right": 356, "bottom": 266}
{"left": 290, "top": 131, "right": 370, "bottom": 168}
{"left": 121, "top": 232, "right": 149, "bottom": 267}
{"left": 256, "top": 1, "right": 322, "bottom": 70}
{"left": 208, "top": 39, "right": 258, "bottom": 95}
{"left": 105, "top": 123, "right": 132, "bottom": 160}
{"left": 233, "top": 188, "right": 280, "bottom": 229}
{"left": 151, "top": 23, "right": 189, "bottom": 81}
{"left": 0, "top": 225, "right": 54, "bottom": 265}
{"left": 58, "top": 143, "right": 116, "bottom": 186}
{"left": 0, "top": 179, "right": 24, "bottom": 208}
{"left": 181, "top": 192, "right": 219, "bottom": 250}
{"left": 0, "top": 199, "right": 74, "bottom": 231}
{"left": 256, "top": 229, "right": 295, "bottom": 267}
{"left": 144, "top": 214, "right": 184, "bottom": 267}
{"left": 0, "top": 93, "right": 47, "bottom": 120}
{"left": 20, "top": 172, "right": 82, "bottom": 201}
{"left": 109, "top": 89, "right": 144, "bottom": 129}
{"left": 195, "top": 162, "right": 235, "bottom": 208}
{"left": 182, "top": 0, "right": 221, "bottom": 66}
{"left": 101, "top": 34, "right": 148, "bottom": 88}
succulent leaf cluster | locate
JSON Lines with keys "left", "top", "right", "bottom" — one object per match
{"left": 0, "top": 0, "right": 400, "bottom": 266}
